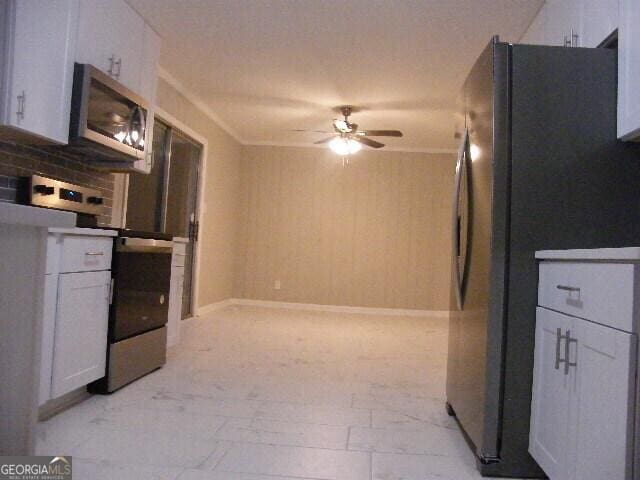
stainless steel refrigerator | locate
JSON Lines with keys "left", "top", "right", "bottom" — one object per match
{"left": 446, "top": 37, "right": 640, "bottom": 478}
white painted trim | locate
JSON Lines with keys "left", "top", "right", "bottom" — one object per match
{"left": 154, "top": 106, "right": 208, "bottom": 320}
{"left": 245, "top": 141, "right": 457, "bottom": 155}
{"left": 158, "top": 66, "right": 244, "bottom": 144}
{"left": 109, "top": 173, "right": 127, "bottom": 228}
{"left": 196, "top": 298, "right": 450, "bottom": 318}
{"left": 157, "top": 67, "right": 457, "bottom": 155}
{"left": 196, "top": 298, "right": 235, "bottom": 316}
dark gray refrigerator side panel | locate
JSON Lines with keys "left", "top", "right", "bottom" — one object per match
{"left": 445, "top": 39, "right": 496, "bottom": 454}
{"left": 491, "top": 44, "right": 640, "bottom": 478}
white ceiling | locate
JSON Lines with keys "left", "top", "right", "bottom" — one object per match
{"left": 128, "top": 0, "right": 543, "bottom": 152}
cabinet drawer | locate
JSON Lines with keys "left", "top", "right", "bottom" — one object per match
{"left": 60, "top": 236, "right": 113, "bottom": 273}
{"left": 538, "top": 262, "right": 636, "bottom": 332}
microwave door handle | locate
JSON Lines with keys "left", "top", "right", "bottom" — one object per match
{"left": 138, "top": 107, "right": 146, "bottom": 149}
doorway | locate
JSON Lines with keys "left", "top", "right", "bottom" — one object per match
{"left": 125, "top": 118, "right": 202, "bottom": 319}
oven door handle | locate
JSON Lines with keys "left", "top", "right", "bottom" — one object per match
{"left": 117, "top": 237, "right": 174, "bottom": 253}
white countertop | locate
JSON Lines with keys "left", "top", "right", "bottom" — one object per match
{"left": 0, "top": 202, "right": 75, "bottom": 228}
{"left": 173, "top": 236, "right": 189, "bottom": 244}
{"left": 536, "top": 247, "right": 640, "bottom": 261}
{"left": 48, "top": 227, "right": 118, "bottom": 237}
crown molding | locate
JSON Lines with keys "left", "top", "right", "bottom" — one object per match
{"left": 244, "top": 140, "right": 457, "bottom": 155}
{"left": 157, "top": 68, "right": 456, "bottom": 155}
{"left": 157, "top": 66, "right": 245, "bottom": 144}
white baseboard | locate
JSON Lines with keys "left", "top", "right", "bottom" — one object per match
{"left": 38, "top": 387, "right": 91, "bottom": 421}
{"left": 195, "top": 298, "right": 235, "bottom": 316}
{"left": 205, "top": 298, "right": 449, "bottom": 318}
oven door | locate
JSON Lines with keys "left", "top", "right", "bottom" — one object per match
{"left": 111, "top": 238, "right": 172, "bottom": 341}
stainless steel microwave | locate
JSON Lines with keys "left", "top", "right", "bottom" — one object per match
{"left": 69, "top": 64, "right": 148, "bottom": 164}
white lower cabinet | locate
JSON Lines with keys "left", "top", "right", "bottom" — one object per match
{"left": 573, "top": 319, "right": 635, "bottom": 480}
{"left": 530, "top": 308, "right": 574, "bottom": 480}
{"left": 39, "top": 229, "right": 115, "bottom": 405}
{"left": 167, "top": 239, "right": 187, "bottom": 347}
{"left": 531, "top": 252, "right": 639, "bottom": 480}
{"left": 51, "top": 271, "right": 111, "bottom": 398}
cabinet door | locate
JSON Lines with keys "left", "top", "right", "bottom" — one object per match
{"left": 571, "top": 320, "right": 636, "bottom": 480}
{"left": 544, "top": 0, "right": 581, "bottom": 46}
{"left": 3, "top": 0, "right": 78, "bottom": 143}
{"left": 51, "top": 270, "right": 110, "bottom": 398}
{"left": 580, "top": 0, "right": 618, "bottom": 47}
{"left": 618, "top": 0, "right": 640, "bottom": 139}
{"left": 140, "top": 24, "right": 160, "bottom": 104}
{"left": 38, "top": 274, "right": 59, "bottom": 405}
{"left": 76, "top": 0, "right": 144, "bottom": 93}
{"left": 167, "top": 266, "right": 184, "bottom": 347}
{"left": 529, "top": 307, "right": 573, "bottom": 480}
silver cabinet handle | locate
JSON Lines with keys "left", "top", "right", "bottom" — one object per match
{"left": 84, "top": 251, "right": 104, "bottom": 256}
{"left": 556, "top": 285, "right": 580, "bottom": 293}
{"left": 113, "top": 57, "right": 122, "bottom": 79}
{"left": 108, "top": 55, "right": 116, "bottom": 76}
{"left": 555, "top": 327, "right": 563, "bottom": 370}
{"left": 564, "top": 329, "right": 577, "bottom": 375}
{"left": 16, "top": 91, "right": 25, "bottom": 122}
{"left": 555, "top": 328, "right": 577, "bottom": 374}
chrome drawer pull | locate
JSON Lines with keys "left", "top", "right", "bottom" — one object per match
{"left": 84, "top": 252, "right": 105, "bottom": 256}
{"left": 555, "top": 328, "right": 563, "bottom": 370}
{"left": 556, "top": 285, "right": 580, "bottom": 293}
{"left": 564, "top": 329, "right": 578, "bottom": 375}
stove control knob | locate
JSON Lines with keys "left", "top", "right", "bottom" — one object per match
{"left": 88, "top": 196, "right": 104, "bottom": 205}
{"left": 34, "top": 185, "right": 54, "bottom": 195}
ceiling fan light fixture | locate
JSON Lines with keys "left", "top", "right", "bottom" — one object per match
{"left": 329, "top": 137, "right": 361, "bottom": 155}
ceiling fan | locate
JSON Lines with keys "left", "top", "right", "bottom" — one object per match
{"left": 301, "top": 106, "right": 403, "bottom": 154}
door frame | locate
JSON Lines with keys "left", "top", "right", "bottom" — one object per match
{"left": 115, "top": 106, "right": 208, "bottom": 319}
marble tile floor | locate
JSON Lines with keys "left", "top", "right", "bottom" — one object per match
{"left": 36, "top": 305, "right": 522, "bottom": 479}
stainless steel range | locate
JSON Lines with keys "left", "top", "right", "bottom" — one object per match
{"left": 19, "top": 174, "right": 173, "bottom": 393}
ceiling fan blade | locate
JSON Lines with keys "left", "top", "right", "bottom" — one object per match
{"left": 354, "top": 136, "right": 385, "bottom": 149}
{"left": 359, "top": 130, "right": 403, "bottom": 137}
{"left": 314, "top": 136, "right": 337, "bottom": 145}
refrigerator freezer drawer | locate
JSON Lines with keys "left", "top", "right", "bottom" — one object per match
{"left": 538, "top": 262, "right": 636, "bottom": 332}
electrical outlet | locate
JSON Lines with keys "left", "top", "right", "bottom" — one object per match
{"left": 274, "top": 280, "right": 281, "bottom": 290}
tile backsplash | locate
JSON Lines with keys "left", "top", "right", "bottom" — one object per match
{"left": 0, "top": 141, "right": 114, "bottom": 225}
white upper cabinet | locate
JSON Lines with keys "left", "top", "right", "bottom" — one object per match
{"left": 520, "top": 0, "right": 618, "bottom": 48}
{"left": 76, "top": 0, "right": 144, "bottom": 95}
{"left": 580, "top": 0, "right": 619, "bottom": 47}
{"left": 0, "top": 0, "right": 79, "bottom": 144}
{"left": 618, "top": 0, "right": 640, "bottom": 140}
{"left": 544, "top": 0, "right": 581, "bottom": 46}
{"left": 140, "top": 24, "right": 161, "bottom": 104}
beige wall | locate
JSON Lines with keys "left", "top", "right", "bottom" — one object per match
{"left": 156, "top": 78, "right": 242, "bottom": 308}
{"left": 234, "top": 146, "right": 455, "bottom": 310}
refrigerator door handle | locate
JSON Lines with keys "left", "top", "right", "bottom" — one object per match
{"left": 451, "top": 128, "right": 470, "bottom": 309}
